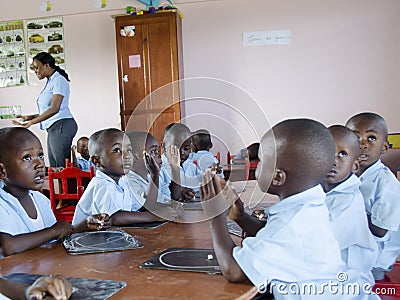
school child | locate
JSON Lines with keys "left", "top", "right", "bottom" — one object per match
{"left": 124, "top": 131, "right": 181, "bottom": 218}
{"left": 0, "top": 127, "right": 109, "bottom": 257}
{"left": 200, "top": 119, "right": 377, "bottom": 299}
{"left": 189, "top": 129, "right": 224, "bottom": 178}
{"left": 159, "top": 123, "right": 201, "bottom": 202}
{"left": 0, "top": 275, "right": 72, "bottom": 300}
{"left": 322, "top": 125, "right": 378, "bottom": 286}
{"left": 72, "top": 128, "right": 180, "bottom": 226}
{"left": 232, "top": 142, "right": 260, "bottom": 164}
{"left": 71, "top": 136, "right": 95, "bottom": 171}
{"left": 346, "top": 112, "right": 400, "bottom": 280}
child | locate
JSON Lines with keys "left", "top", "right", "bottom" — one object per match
{"left": 322, "top": 125, "right": 378, "bottom": 286}
{"left": 72, "top": 128, "right": 180, "bottom": 226}
{"left": 125, "top": 131, "right": 176, "bottom": 213}
{"left": 0, "top": 275, "right": 72, "bottom": 300}
{"left": 200, "top": 119, "right": 376, "bottom": 299}
{"left": 159, "top": 123, "right": 201, "bottom": 202}
{"left": 0, "top": 127, "right": 109, "bottom": 257}
{"left": 71, "top": 136, "right": 95, "bottom": 171}
{"left": 346, "top": 112, "right": 400, "bottom": 280}
{"left": 232, "top": 142, "right": 260, "bottom": 164}
{"left": 189, "top": 129, "right": 224, "bottom": 178}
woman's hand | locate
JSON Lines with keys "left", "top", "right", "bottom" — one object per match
{"left": 26, "top": 275, "right": 73, "bottom": 300}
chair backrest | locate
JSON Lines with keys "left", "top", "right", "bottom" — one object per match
{"left": 48, "top": 165, "right": 95, "bottom": 221}
{"left": 381, "top": 148, "right": 400, "bottom": 176}
{"left": 215, "top": 151, "right": 221, "bottom": 163}
{"left": 228, "top": 157, "right": 250, "bottom": 182}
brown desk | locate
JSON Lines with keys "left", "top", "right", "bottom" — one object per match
{"left": 0, "top": 181, "right": 276, "bottom": 299}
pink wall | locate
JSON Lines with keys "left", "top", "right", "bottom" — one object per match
{"left": 0, "top": 0, "right": 399, "bottom": 163}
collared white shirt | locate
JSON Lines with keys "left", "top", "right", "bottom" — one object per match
{"left": 233, "top": 185, "right": 366, "bottom": 299}
{"left": 325, "top": 174, "right": 378, "bottom": 285}
{"left": 359, "top": 159, "right": 400, "bottom": 269}
{"left": 72, "top": 170, "right": 143, "bottom": 225}
{"left": 0, "top": 189, "right": 56, "bottom": 236}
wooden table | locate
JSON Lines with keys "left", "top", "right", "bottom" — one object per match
{"left": 0, "top": 181, "right": 276, "bottom": 300}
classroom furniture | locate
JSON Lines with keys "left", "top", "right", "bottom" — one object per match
{"left": 114, "top": 11, "right": 184, "bottom": 143}
{"left": 381, "top": 148, "right": 400, "bottom": 177}
{"left": 48, "top": 165, "right": 95, "bottom": 222}
{"left": 0, "top": 181, "right": 276, "bottom": 299}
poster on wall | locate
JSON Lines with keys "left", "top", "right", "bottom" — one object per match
{"left": 26, "top": 16, "right": 65, "bottom": 82}
{"left": 0, "top": 20, "right": 27, "bottom": 88}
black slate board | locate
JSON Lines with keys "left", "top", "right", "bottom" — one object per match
{"left": 4, "top": 273, "right": 126, "bottom": 300}
{"left": 140, "top": 248, "right": 221, "bottom": 274}
{"left": 63, "top": 229, "right": 142, "bottom": 255}
{"left": 227, "top": 220, "right": 243, "bottom": 237}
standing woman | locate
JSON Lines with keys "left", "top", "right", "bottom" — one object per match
{"left": 13, "top": 52, "right": 77, "bottom": 167}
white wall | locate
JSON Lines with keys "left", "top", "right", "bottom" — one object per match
{"left": 1, "top": 0, "right": 399, "bottom": 164}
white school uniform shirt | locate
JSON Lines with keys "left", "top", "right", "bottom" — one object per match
{"left": 124, "top": 170, "right": 166, "bottom": 205}
{"left": 158, "top": 154, "right": 201, "bottom": 202}
{"left": 72, "top": 170, "right": 143, "bottom": 225}
{"left": 0, "top": 294, "right": 10, "bottom": 300}
{"left": 359, "top": 160, "right": 400, "bottom": 270}
{"left": 189, "top": 151, "right": 224, "bottom": 178}
{"left": 76, "top": 156, "right": 96, "bottom": 172}
{"left": 0, "top": 188, "right": 56, "bottom": 236}
{"left": 233, "top": 185, "right": 372, "bottom": 300}
{"left": 325, "top": 174, "right": 378, "bottom": 286}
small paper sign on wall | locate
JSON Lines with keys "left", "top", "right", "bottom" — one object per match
{"left": 243, "top": 30, "right": 291, "bottom": 46}
{"left": 129, "top": 54, "right": 141, "bottom": 68}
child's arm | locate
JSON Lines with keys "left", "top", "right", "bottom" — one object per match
{"left": 110, "top": 207, "right": 181, "bottom": 226}
{"left": 200, "top": 170, "right": 247, "bottom": 282}
{"left": 367, "top": 215, "right": 388, "bottom": 238}
{"left": 227, "top": 186, "right": 266, "bottom": 237}
{"left": 71, "top": 145, "right": 79, "bottom": 168}
{"left": 166, "top": 145, "right": 184, "bottom": 201}
{"left": 0, "top": 221, "right": 73, "bottom": 256}
{"left": 142, "top": 152, "right": 161, "bottom": 209}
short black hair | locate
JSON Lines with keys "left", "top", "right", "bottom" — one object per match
{"left": 0, "top": 127, "right": 40, "bottom": 162}
{"left": 88, "top": 128, "right": 123, "bottom": 157}
{"left": 163, "top": 123, "right": 190, "bottom": 144}
{"left": 192, "top": 129, "right": 212, "bottom": 151}
{"left": 328, "top": 125, "right": 360, "bottom": 158}
{"left": 126, "top": 131, "right": 151, "bottom": 155}
{"left": 271, "top": 118, "right": 335, "bottom": 186}
{"left": 345, "top": 112, "right": 388, "bottom": 139}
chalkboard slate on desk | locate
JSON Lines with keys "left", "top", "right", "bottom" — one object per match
{"left": 140, "top": 248, "right": 221, "bottom": 274}
{"left": 4, "top": 273, "right": 126, "bottom": 300}
{"left": 63, "top": 229, "right": 142, "bottom": 255}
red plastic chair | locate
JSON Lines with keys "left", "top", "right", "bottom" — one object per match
{"left": 48, "top": 165, "right": 95, "bottom": 222}
{"left": 215, "top": 151, "right": 221, "bottom": 163}
{"left": 373, "top": 262, "right": 400, "bottom": 298}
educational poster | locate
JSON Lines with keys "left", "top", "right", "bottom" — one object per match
{"left": 26, "top": 16, "right": 65, "bottom": 82}
{"left": 0, "top": 20, "right": 27, "bottom": 88}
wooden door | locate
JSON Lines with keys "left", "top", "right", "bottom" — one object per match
{"left": 114, "top": 12, "right": 184, "bottom": 143}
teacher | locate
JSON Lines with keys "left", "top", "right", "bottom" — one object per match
{"left": 13, "top": 52, "right": 77, "bottom": 167}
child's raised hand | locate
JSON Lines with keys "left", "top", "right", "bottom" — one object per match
{"left": 166, "top": 145, "right": 180, "bottom": 168}
{"left": 26, "top": 275, "right": 73, "bottom": 300}
{"left": 180, "top": 188, "right": 195, "bottom": 202}
{"left": 86, "top": 213, "right": 110, "bottom": 230}
{"left": 200, "top": 169, "right": 231, "bottom": 219}
{"left": 52, "top": 221, "right": 74, "bottom": 239}
{"left": 225, "top": 184, "right": 245, "bottom": 221}
{"left": 143, "top": 151, "right": 159, "bottom": 175}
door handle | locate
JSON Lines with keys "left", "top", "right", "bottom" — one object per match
{"left": 123, "top": 75, "right": 129, "bottom": 82}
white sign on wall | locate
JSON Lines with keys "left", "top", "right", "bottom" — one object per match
{"left": 243, "top": 30, "right": 291, "bottom": 46}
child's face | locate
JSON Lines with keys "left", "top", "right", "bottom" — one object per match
{"left": 347, "top": 119, "right": 388, "bottom": 170}
{"left": 98, "top": 133, "right": 133, "bottom": 181}
{"left": 0, "top": 135, "right": 45, "bottom": 191}
{"left": 324, "top": 132, "right": 358, "bottom": 185}
{"left": 164, "top": 130, "right": 191, "bottom": 164}
{"left": 145, "top": 135, "right": 161, "bottom": 166}
{"left": 255, "top": 134, "right": 275, "bottom": 193}
{"left": 77, "top": 139, "right": 90, "bottom": 160}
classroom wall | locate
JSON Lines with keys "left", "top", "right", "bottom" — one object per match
{"left": 0, "top": 0, "right": 399, "bottom": 164}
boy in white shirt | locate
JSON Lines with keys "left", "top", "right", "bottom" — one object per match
{"left": 322, "top": 125, "right": 378, "bottom": 286}
{"left": 72, "top": 128, "right": 180, "bottom": 226}
{"left": 200, "top": 119, "right": 378, "bottom": 299}
{"left": 346, "top": 112, "right": 400, "bottom": 280}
